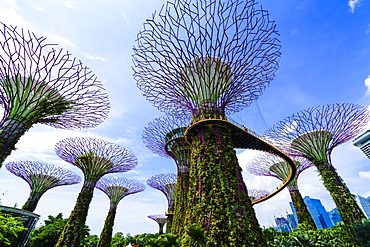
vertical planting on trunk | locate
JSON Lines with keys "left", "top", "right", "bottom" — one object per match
{"left": 148, "top": 215, "right": 167, "bottom": 235}
{"left": 95, "top": 176, "right": 145, "bottom": 247}
{"left": 54, "top": 137, "right": 137, "bottom": 247}
{"left": 0, "top": 23, "right": 110, "bottom": 167}
{"left": 184, "top": 125, "right": 265, "bottom": 247}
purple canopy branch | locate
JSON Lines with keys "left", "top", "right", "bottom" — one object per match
{"left": 148, "top": 214, "right": 167, "bottom": 235}
{"left": 55, "top": 137, "right": 137, "bottom": 247}
{"left": 5, "top": 161, "right": 80, "bottom": 212}
{"left": 133, "top": 0, "right": 280, "bottom": 117}
{"left": 248, "top": 189, "right": 270, "bottom": 202}
{"left": 95, "top": 176, "right": 145, "bottom": 247}
{"left": 265, "top": 103, "right": 370, "bottom": 233}
{"left": 0, "top": 23, "right": 110, "bottom": 166}
{"left": 147, "top": 173, "right": 177, "bottom": 212}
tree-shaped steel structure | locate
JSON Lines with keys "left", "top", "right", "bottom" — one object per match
{"left": 246, "top": 154, "right": 316, "bottom": 229}
{"left": 248, "top": 189, "right": 270, "bottom": 203}
{"left": 95, "top": 176, "right": 145, "bottom": 247}
{"left": 133, "top": 0, "right": 281, "bottom": 245}
{"left": 142, "top": 115, "right": 191, "bottom": 234}
{"left": 0, "top": 23, "right": 110, "bottom": 167}
{"left": 265, "top": 103, "right": 369, "bottom": 232}
{"left": 54, "top": 137, "right": 137, "bottom": 247}
{"left": 5, "top": 161, "right": 80, "bottom": 212}
{"left": 148, "top": 214, "right": 167, "bottom": 235}
{"left": 147, "top": 173, "right": 177, "bottom": 233}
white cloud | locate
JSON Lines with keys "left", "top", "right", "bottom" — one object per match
{"left": 34, "top": 6, "right": 45, "bottom": 12}
{"left": 64, "top": 0, "right": 77, "bottom": 9}
{"left": 365, "top": 75, "right": 370, "bottom": 95}
{"left": 348, "top": 0, "right": 362, "bottom": 13}
{"left": 86, "top": 53, "right": 106, "bottom": 62}
{"left": 358, "top": 171, "right": 370, "bottom": 179}
{"left": 0, "top": 1, "right": 33, "bottom": 30}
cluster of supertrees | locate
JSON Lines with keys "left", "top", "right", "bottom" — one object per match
{"left": 0, "top": 22, "right": 146, "bottom": 247}
{"left": 133, "top": 0, "right": 370, "bottom": 246}
{"left": 0, "top": 0, "right": 369, "bottom": 245}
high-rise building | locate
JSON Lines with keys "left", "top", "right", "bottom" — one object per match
{"left": 358, "top": 194, "right": 370, "bottom": 218}
{"left": 353, "top": 130, "right": 370, "bottom": 159}
{"left": 287, "top": 213, "right": 298, "bottom": 229}
{"left": 290, "top": 196, "right": 335, "bottom": 229}
{"left": 327, "top": 208, "right": 342, "bottom": 226}
{"left": 274, "top": 217, "right": 292, "bottom": 232}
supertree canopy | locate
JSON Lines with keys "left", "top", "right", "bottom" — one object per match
{"left": 5, "top": 161, "right": 81, "bottom": 212}
{"left": 265, "top": 103, "right": 370, "bottom": 233}
{"left": 95, "top": 176, "right": 145, "bottom": 247}
{"left": 147, "top": 173, "right": 177, "bottom": 233}
{"left": 148, "top": 214, "right": 167, "bottom": 235}
{"left": 143, "top": 115, "right": 191, "bottom": 234}
{"left": 0, "top": 23, "right": 110, "bottom": 167}
{"left": 54, "top": 137, "right": 137, "bottom": 247}
{"left": 246, "top": 154, "right": 316, "bottom": 229}
{"left": 133, "top": 0, "right": 280, "bottom": 117}
{"left": 248, "top": 189, "right": 270, "bottom": 203}
{"left": 133, "top": 0, "right": 281, "bottom": 245}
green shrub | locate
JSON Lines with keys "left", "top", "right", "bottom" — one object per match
{"left": 354, "top": 218, "right": 370, "bottom": 246}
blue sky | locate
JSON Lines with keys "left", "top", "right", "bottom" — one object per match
{"left": 0, "top": 0, "right": 369, "bottom": 236}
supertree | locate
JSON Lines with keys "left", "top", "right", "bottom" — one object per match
{"left": 246, "top": 154, "right": 316, "bottom": 229}
{"left": 248, "top": 189, "right": 270, "bottom": 203}
{"left": 265, "top": 103, "right": 370, "bottom": 236}
{"left": 147, "top": 173, "right": 177, "bottom": 233}
{"left": 133, "top": 0, "right": 281, "bottom": 245}
{"left": 142, "top": 115, "right": 191, "bottom": 234}
{"left": 54, "top": 137, "right": 137, "bottom": 247}
{"left": 0, "top": 23, "right": 110, "bottom": 167}
{"left": 95, "top": 176, "right": 145, "bottom": 247}
{"left": 5, "top": 161, "right": 80, "bottom": 212}
{"left": 148, "top": 214, "right": 167, "bottom": 235}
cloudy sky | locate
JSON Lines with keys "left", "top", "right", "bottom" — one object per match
{"left": 0, "top": 0, "right": 369, "bottom": 237}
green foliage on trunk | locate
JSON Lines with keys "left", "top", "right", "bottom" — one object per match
{"left": 289, "top": 188, "right": 316, "bottom": 230}
{"left": 183, "top": 125, "right": 265, "bottom": 246}
{"left": 97, "top": 204, "right": 117, "bottom": 247}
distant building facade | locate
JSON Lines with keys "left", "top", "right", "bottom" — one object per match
{"left": 353, "top": 130, "right": 370, "bottom": 159}
{"left": 327, "top": 208, "right": 342, "bottom": 226}
{"left": 290, "top": 196, "right": 342, "bottom": 229}
{"left": 358, "top": 194, "right": 370, "bottom": 218}
{"left": 274, "top": 217, "right": 292, "bottom": 232}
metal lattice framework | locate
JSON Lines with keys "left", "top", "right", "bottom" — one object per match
{"left": 265, "top": 103, "right": 370, "bottom": 229}
{"left": 5, "top": 161, "right": 80, "bottom": 212}
{"left": 0, "top": 23, "right": 110, "bottom": 129}
{"left": 54, "top": 137, "right": 137, "bottom": 247}
{"left": 148, "top": 214, "right": 167, "bottom": 234}
{"left": 265, "top": 103, "right": 370, "bottom": 160}
{"left": 96, "top": 176, "right": 145, "bottom": 205}
{"left": 142, "top": 114, "right": 191, "bottom": 168}
{"left": 133, "top": 0, "right": 281, "bottom": 116}
{"left": 95, "top": 176, "right": 145, "bottom": 247}
{"left": 0, "top": 23, "right": 110, "bottom": 166}
{"left": 248, "top": 189, "right": 270, "bottom": 202}
{"left": 147, "top": 173, "right": 177, "bottom": 212}
{"left": 246, "top": 154, "right": 313, "bottom": 188}
{"left": 55, "top": 137, "right": 137, "bottom": 180}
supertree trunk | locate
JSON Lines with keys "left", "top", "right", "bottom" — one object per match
{"left": 22, "top": 192, "right": 43, "bottom": 212}
{"left": 287, "top": 186, "right": 316, "bottom": 230}
{"left": 97, "top": 203, "right": 117, "bottom": 247}
{"left": 184, "top": 125, "right": 264, "bottom": 247}
{"left": 55, "top": 179, "right": 95, "bottom": 247}
{"left": 172, "top": 167, "right": 190, "bottom": 235}
{"left": 314, "top": 162, "right": 365, "bottom": 224}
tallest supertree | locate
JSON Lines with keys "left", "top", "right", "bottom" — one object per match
{"left": 133, "top": 0, "right": 281, "bottom": 246}
{"left": 0, "top": 23, "right": 110, "bottom": 166}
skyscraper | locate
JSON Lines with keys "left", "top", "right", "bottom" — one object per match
{"left": 327, "top": 208, "right": 342, "bottom": 226}
{"left": 358, "top": 195, "right": 370, "bottom": 218}
{"left": 290, "top": 196, "right": 335, "bottom": 229}
{"left": 353, "top": 130, "right": 370, "bottom": 159}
